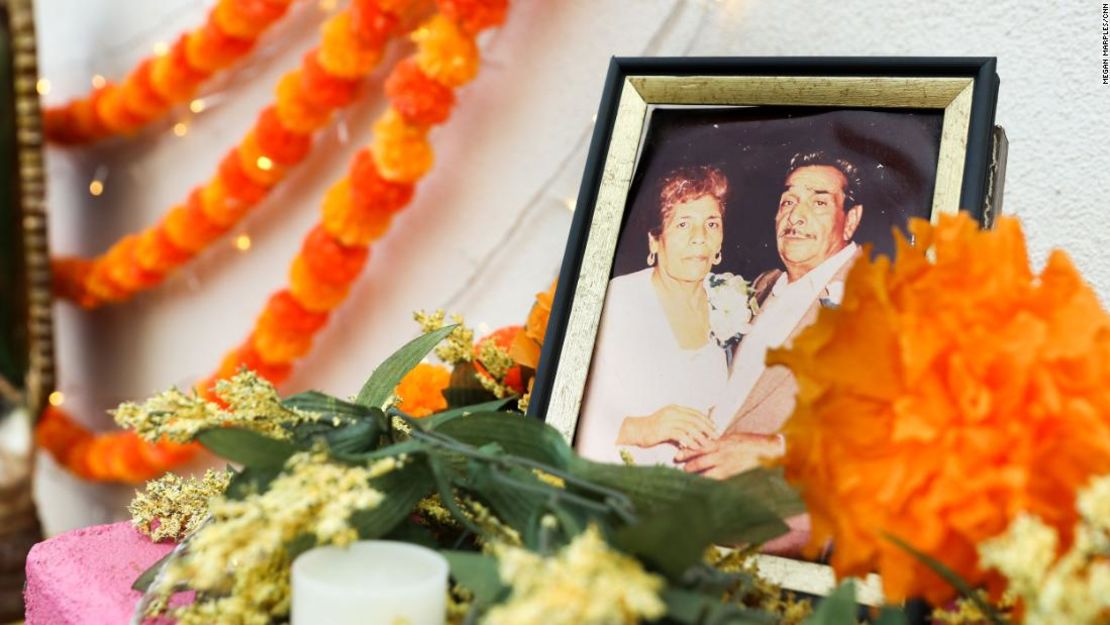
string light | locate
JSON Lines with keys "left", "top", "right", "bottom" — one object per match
{"left": 91, "top": 74, "right": 106, "bottom": 89}
{"left": 255, "top": 156, "right": 273, "bottom": 171}
{"left": 562, "top": 197, "right": 576, "bottom": 212}
{"left": 152, "top": 41, "right": 169, "bottom": 56}
{"left": 89, "top": 179, "right": 104, "bottom": 196}
{"left": 189, "top": 98, "right": 206, "bottom": 114}
{"left": 48, "top": 391, "right": 64, "bottom": 406}
{"left": 35, "top": 78, "right": 50, "bottom": 95}
{"left": 233, "top": 234, "right": 252, "bottom": 251}
{"left": 172, "top": 122, "right": 188, "bottom": 137}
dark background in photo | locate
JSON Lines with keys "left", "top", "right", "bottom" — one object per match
{"left": 610, "top": 106, "right": 944, "bottom": 280}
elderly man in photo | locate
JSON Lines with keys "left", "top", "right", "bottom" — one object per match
{"left": 677, "top": 150, "right": 864, "bottom": 480}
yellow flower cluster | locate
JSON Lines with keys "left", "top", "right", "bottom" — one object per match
{"left": 113, "top": 370, "right": 314, "bottom": 443}
{"left": 978, "top": 475, "right": 1110, "bottom": 625}
{"left": 707, "top": 549, "right": 812, "bottom": 625}
{"left": 463, "top": 497, "right": 522, "bottom": 547}
{"left": 932, "top": 592, "right": 1015, "bottom": 625}
{"left": 214, "top": 371, "right": 316, "bottom": 427}
{"left": 148, "top": 452, "right": 395, "bottom": 624}
{"left": 129, "top": 469, "right": 231, "bottom": 542}
{"left": 414, "top": 309, "right": 474, "bottom": 364}
{"left": 112, "top": 387, "right": 221, "bottom": 444}
{"left": 484, "top": 526, "right": 665, "bottom": 625}
{"left": 475, "top": 338, "right": 515, "bottom": 398}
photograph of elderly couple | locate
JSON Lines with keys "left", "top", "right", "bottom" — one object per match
{"left": 575, "top": 106, "right": 943, "bottom": 548}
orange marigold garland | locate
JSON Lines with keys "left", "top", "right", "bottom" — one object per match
{"left": 44, "top": 0, "right": 296, "bottom": 145}
{"left": 53, "top": 0, "right": 415, "bottom": 310}
{"left": 769, "top": 212, "right": 1110, "bottom": 604}
{"left": 38, "top": 0, "right": 511, "bottom": 483}
{"left": 232, "top": 4, "right": 494, "bottom": 390}
{"left": 36, "top": 406, "right": 198, "bottom": 483}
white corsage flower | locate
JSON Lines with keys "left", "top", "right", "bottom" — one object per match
{"left": 705, "top": 272, "right": 756, "bottom": 349}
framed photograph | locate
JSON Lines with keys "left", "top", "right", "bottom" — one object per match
{"left": 528, "top": 57, "right": 1000, "bottom": 598}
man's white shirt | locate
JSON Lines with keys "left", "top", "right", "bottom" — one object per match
{"left": 711, "top": 242, "right": 859, "bottom": 430}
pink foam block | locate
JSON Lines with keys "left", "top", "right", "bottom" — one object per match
{"left": 24, "top": 522, "right": 176, "bottom": 625}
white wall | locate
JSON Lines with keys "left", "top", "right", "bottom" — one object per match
{"left": 32, "top": 0, "right": 1110, "bottom": 533}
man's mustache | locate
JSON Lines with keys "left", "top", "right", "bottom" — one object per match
{"left": 779, "top": 227, "right": 815, "bottom": 239}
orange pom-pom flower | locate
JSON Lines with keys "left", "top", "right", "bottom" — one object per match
{"left": 301, "top": 226, "right": 369, "bottom": 285}
{"left": 411, "top": 14, "right": 479, "bottom": 88}
{"left": 289, "top": 255, "right": 351, "bottom": 312}
{"left": 218, "top": 150, "right": 268, "bottom": 205}
{"left": 321, "top": 180, "right": 393, "bottom": 247}
{"left": 134, "top": 225, "right": 192, "bottom": 274}
{"left": 274, "top": 71, "right": 333, "bottom": 134}
{"left": 385, "top": 59, "right": 455, "bottom": 126}
{"left": 350, "top": 0, "right": 402, "bottom": 46}
{"left": 161, "top": 203, "right": 220, "bottom": 253}
{"left": 300, "top": 51, "right": 361, "bottom": 110}
{"left": 437, "top": 0, "right": 509, "bottom": 34}
{"left": 186, "top": 20, "right": 254, "bottom": 72}
{"left": 253, "top": 290, "right": 330, "bottom": 364}
{"left": 317, "top": 12, "right": 383, "bottom": 79}
{"left": 349, "top": 148, "right": 415, "bottom": 213}
{"left": 770, "top": 212, "right": 1110, "bottom": 604}
{"left": 395, "top": 362, "right": 450, "bottom": 417}
{"left": 371, "top": 108, "right": 433, "bottom": 183}
{"left": 254, "top": 106, "right": 313, "bottom": 166}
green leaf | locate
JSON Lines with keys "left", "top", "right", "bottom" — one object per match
{"left": 196, "top": 428, "right": 297, "bottom": 469}
{"left": 723, "top": 466, "right": 807, "bottom": 519}
{"left": 225, "top": 465, "right": 282, "bottom": 500}
{"left": 804, "top": 580, "right": 857, "bottom": 625}
{"left": 282, "top": 391, "right": 375, "bottom": 420}
{"left": 132, "top": 551, "right": 173, "bottom": 592}
{"left": 350, "top": 462, "right": 436, "bottom": 539}
{"left": 432, "top": 412, "right": 572, "bottom": 469}
{"left": 320, "top": 420, "right": 382, "bottom": 455}
{"left": 421, "top": 397, "right": 517, "bottom": 430}
{"left": 874, "top": 606, "right": 910, "bottom": 625}
{"left": 569, "top": 461, "right": 795, "bottom": 545}
{"left": 442, "top": 387, "right": 501, "bottom": 409}
{"left": 611, "top": 482, "right": 785, "bottom": 580}
{"left": 383, "top": 519, "right": 439, "bottom": 549}
{"left": 884, "top": 533, "right": 1007, "bottom": 625}
{"left": 614, "top": 503, "right": 714, "bottom": 578}
{"left": 332, "top": 438, "right": 429, "bottom": 464}
{"left": 681, "top": 562, "right": 760, "bottom": 598}
{"left": 662, "top": 588, "right": 774, "bottom": 624}
{"left": 466, "top": 463, "right": 551, "bottom": 537}
{"left": 356, "top": 325, "right": 457, "bottom": 409}
{"left": 442, "top": 551, "right": 505, "bottom": 607}
{"left": 427, "top": 456, "right": 483, "bottom": 535}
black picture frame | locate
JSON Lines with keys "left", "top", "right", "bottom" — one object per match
{"left": 526, "top": 57, "right": 1000, "bottom": 600}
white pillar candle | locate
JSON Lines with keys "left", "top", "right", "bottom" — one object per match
{"left": 292, "top": 540, "right": 449, "bottom": 625}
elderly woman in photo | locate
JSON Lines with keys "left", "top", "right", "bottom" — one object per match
{"left": 576, "top": 165, "right": 733, "bottom": 466}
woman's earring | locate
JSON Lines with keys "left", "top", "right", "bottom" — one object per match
{"left": 646, "top": 251, "right": 657, "bottom": 266}
{"left": 713, "top": 251, "right": 722, "bottom": 266}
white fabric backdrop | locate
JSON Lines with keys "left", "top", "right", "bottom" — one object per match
{"left": 33, "top": 0, "right": 1110, "bottom": 533}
